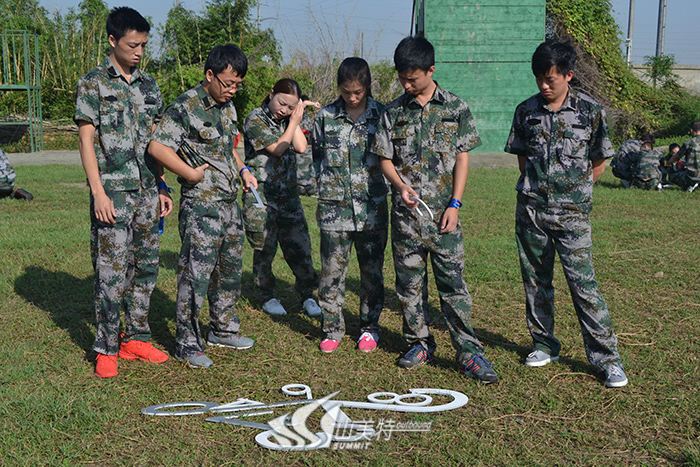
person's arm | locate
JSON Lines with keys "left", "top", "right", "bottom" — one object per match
{"left": 148, "top": 140, "right": 209, "bottom": 185}
{"left": 151, "top": 123, "right": 174, "bottom": 218}
{"left": 78, "top": 121, "right": 116, "bottom": 224}
{"left": 264, "top": 101, "right": 320, "bottom": 156}
{"left": 232, "top": 146, "right": 257, "bottom": 192}
{"left": 380, "top": 157, "right": 418, "bottom": 208}
{"left": 441, "top": 151, "right": 468, "bottom": 234}
{"left": 592, "top": 158, "right": 606, "bottom": 182}
{"left": 518, "top": 155, "right": 526, "bottom": 172}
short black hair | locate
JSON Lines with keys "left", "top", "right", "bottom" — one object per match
{"left": 394, "top": 36, "right": 434, "bottom": 73}
{"left": 640, "top": 133, "right": 656, "bottom": 144}
{"left": 669, "top": 143, "right": 681, "bottom": 151}
{"left": 532, "top": 39, "right": 576, "bottom": 77}
{"left": 106, "top": 7, "right": 150, "bottom": 42}
{"left": 337, "top": 57, "right": 372, "bottom": 97}
{"left": 691, "top": 120, "right": 700, "bottom": 133}
{"left": 204, "top": 44, "right": 248, "bottom": 78}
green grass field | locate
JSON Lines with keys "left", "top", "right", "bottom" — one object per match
{"left": 1, "top": 164, "right": 698, "bottom": 466}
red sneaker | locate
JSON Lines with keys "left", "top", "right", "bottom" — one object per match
{"left": 119, "top": 339, "right": 169, "bottom": 363}
{"left": 95, "top": 353, "right": 118, "bottom": 378}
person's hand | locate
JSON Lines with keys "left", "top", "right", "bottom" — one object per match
{"left": 400, "top": 185, "right": 418, "bottom": 209}
{"left": 159, "top": 191, "right": 173, "bottom": 218}
{"left": 302, "top": 99, "right": 321, "bottom": 109}
{"left": 185, "top": 164, "right": 209, "bottom": 185}
{"left": 440, "top": 207, "right": 459, "bottom": 233}
{"left": 289, "top": 104, "right": 305, "bottom": 127}
{"left": 94, "top": 192, "right": 116, "bottom": 224}
{"left": 240, "top": 170, "right": 258, "bottom": 192}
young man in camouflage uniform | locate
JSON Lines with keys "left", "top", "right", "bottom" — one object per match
{"left": 631, "top": 141, "right": 663, "bottom": 190}
{"left": 372, "top": 36, "right": 498, "bottom": 383}
{"left": 668, "top": 120, "right": 700, "bottom": 192}
{"left": 611, "top": 133, "right": 655, "bottom": 188}
{"left": 504, "top": 39, "right": 628, "bottom": 388}
{"left": 312, "top": 57, "right": 388, "bottom": 353}
{"left": 149, "top": 44, "right": 257, "bottom": 369}
{"left": 74, "top": 7, "right": 172, "bottom": 378}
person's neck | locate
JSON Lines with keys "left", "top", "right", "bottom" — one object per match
{"left": 414, "top": 80, "right": 437, "bottom": 107}
{"left": 108, "top": 53, "right": 134, "bottom": 81}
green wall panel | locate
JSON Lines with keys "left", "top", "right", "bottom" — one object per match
{"left": 421, "top": 0, "right": 545, "bottom": 152}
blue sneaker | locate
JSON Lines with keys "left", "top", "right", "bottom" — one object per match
{"left": 398, "top": 344, "right": 433, "bottom": 369}
{"left": 460, "top": 355, "right": 499, "bottom": 384}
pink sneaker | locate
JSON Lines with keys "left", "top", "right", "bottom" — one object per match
{"left": 357, "top": 332, "right": 379, "bottom": 352}
{"left": 319, "top": 338, "right": 339, "bottom": 353}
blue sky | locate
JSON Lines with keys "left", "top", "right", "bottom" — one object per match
{"left": 39, "top": 0, "right": 699, "bottom": 65}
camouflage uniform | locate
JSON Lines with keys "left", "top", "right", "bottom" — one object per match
{"left": 669, "top": 135, "right": 700, "bottom": 190}
{"left": 0, "top": 148, "right": 16, "bottom": 197}
{"left": 74, "top": 57, "right": 164, "bottom": 355}
{"left": 504, "top": 88, "right": 623, "bottom": 370}
{"left": 611, "top": 138, "right": 641, "bottom": 182}
{"left": 632, "top": 147, "right": 662, "bottom": 189}
{"left": 371, "top": 84, "right": 485, "bottom": 363}
{"left": 296, "top": 112, "right": 318, "bottom": 197}
{"left": 151, "top": 83, "right": 245, "bottom": 359}
{"left": 242, "top": 104, "right": 318, "bottom": 304}
{"left": 312, "top": 97, "right": 388, "bottom": 340}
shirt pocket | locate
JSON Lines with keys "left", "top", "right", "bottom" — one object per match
{"left": 433, "top": 119, "right": 459, "bottom": 171}
{"left": 391, "top": 124, "right": 414, "bottom": 162}
{"left": 99, "top": 95, "right": 125, "bottom": 130}
{"left": 561, "top": 125, "right": 591, "bottom": 159}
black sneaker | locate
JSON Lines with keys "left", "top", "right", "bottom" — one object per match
{"left": 398, "top": 344, "right": 433, "bottom": 369}
{"left": 13, "top": 187, "right": 33, "bottom": 201}
{"left": 460, "top": 355, "right": 499, "bottom": 384}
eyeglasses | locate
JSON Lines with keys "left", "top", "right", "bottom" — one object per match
{"left": 214, "top": 74, "right": 245, "bottom": 91}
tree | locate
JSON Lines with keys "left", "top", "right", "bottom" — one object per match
{"left": 644, "top": 54, "right": 678, "bottom": 88}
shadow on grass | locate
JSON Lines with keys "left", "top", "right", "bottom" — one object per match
{"left": 14, "top": 266, "right": 177, "bottom": 358}
{"left": 159, "top": 249, "right": 180, "bottom": 272}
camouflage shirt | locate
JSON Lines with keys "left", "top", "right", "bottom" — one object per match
{"left": 151, "top": 83, "right": 240, "bottom": 203}
{"left": 678, "top": 135, "right": 700, "bottom": 176}
{"left": 504, "top": 88, "right": 614, "bottom": 214}
{"left": 312, "top": 97, "right": 388, "bottom": 231}
{"left": 243, "top": 104, "right": 298, "bottom": 199}
{"left": 611, "top": 138, "right": 641, "bottom": 170}
{"left": 633, "top": 148, "right": 662, "bottom": 181}
{"left": 74, "top": 57, "right": 164, "bottom": 192}
{"left": 371, "top": 84, "right": 482, "bottom": 218}
{"left": 0, "top": 148, "right": 15, "bottom": 188}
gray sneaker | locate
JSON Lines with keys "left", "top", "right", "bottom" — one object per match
{"left": 262, "top": 298, "right": 287, "bottom": 316}
{"left": 176, "top": 352, "right": 213, "bottom": 368}
{"left": 524, "top": 349, "right": 559, "bottom": 367}
{"left": 302, "top": 298, "right": 322, "bottom": 317}
{"left": 604, "top": 365, "right": 628, "bottom": 388}
{"left": 207, "top": 331, "right": 254, "bottom": 350}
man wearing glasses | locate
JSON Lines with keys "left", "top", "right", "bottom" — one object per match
{"left": 148, "top": 44, "right": 258, "bottom": 369}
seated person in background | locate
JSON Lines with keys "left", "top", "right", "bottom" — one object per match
{"left": 611, "top": 133, "right": 654, "bottom": 188}
{"left": 0, "top": 148, "right": 33, "bottom": 200}
{"left": 668, "top": 120, "right": 700, "bottom": 193}
{"left": 659, "top": 143, "right": 680, "bottom": 185}
{"left": 631, "top": 141, "right": 663, "bottom": 190}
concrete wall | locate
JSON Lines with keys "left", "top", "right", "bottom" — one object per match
{"left": 631, "top": 65, "right": 700, "bottom": 96}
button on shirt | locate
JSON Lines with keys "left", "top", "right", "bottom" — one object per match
{"left": 372, "top": 85, "right": 482, "bottom": 216}
{"left": 74, "top": 57, "right": 164, "bottom": 192}
{"left": 151, "top": 83, "right": 240, "bottom": 203}
{"left": 312, "top": 97, "right": 388, "bottom": 231}
{"left": 504, "top": 88, "right": 614, "bottom": 214}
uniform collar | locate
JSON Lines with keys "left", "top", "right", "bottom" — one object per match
{"left": 104, "top": 56, "right": 142, "bottom": 83}
{"left": 537, "top": 86, "right": 578, "bottom": 113}
{"left": 403, "top": 80, "right": 446, "bottom": 108}
{"left": 195, "top": 82, "right": 227, "bottom": 111}
{"left": 331, "top": 96, "right": 381, "bottom": 121}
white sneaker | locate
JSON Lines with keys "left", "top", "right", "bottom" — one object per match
{"left": 689, "top": 183, "right": 699, "bottom": 193}
{"left": 262, "top": 298, "right": 287, "bottom": 316}
{"left": 524, "top": 349, "right": 559, "bottom": 367}
{"left": 303, "top": 298, "right": 322, "bottom": 317}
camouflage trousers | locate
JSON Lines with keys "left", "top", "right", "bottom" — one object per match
{"left": 243, "top": 192, "right": 318, "bottom": 304}
{"left": 176, "top": 197, "right": 244, "bottom": 358}
{"left": 319, "top": 228, "right": 387, "bottom": 340}
{"left": 515, "top": 203, "right": 622, "bottom": 369}
{"left": 391, "top": 208, "right": 484, "bottom": 363}
{"left": 669, "top": 169, "right": 700, "bottom": 190}
{"left": 90, "top": 189, "right": 159, "bottom": 355}
{"left": 632, "top": 177, "right": 660, "bottom": 190}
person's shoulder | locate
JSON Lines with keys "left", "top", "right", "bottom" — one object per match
{"left": 384, "top": 92, "right": 410, "bottom": 111}
{"left": 317, "top": 100, "right": 339, "bottom": 119}
{"left": 571, "top": 90, "right": 604, "bottom": 112}
{"left": 244, "top": 105, "right": 265, "bottom": 122}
